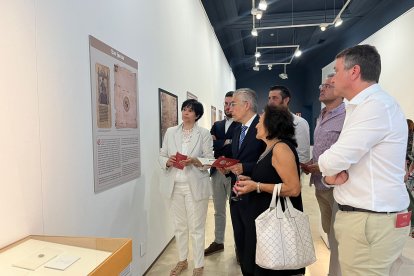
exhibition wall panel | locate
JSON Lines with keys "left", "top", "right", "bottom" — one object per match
{"left": 1, "top": 0, "right": 234, "bottom": 274}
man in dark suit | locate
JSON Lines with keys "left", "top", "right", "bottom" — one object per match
{"left": 205, "top": 91, "right": 240, "bottom": 256}
{"left": 225, "top": 88, "right": 265, "bottom": 275}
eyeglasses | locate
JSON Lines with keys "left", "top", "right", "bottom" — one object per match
{"left": 319, "top": 84, "right": 334, "bottom": 90}
{"left": 230, "top": 101, "right": 247, "bottom": 107}
{"left": 224, "top": 102, "right": 232, "bottom": 106}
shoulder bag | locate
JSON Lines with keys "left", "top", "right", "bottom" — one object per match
{"left": 255, "top": 183, "right": 316, "bottom": 270}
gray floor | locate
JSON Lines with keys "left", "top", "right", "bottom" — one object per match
{"left": 146, "top": 174, "right": 331, "bottom": 275}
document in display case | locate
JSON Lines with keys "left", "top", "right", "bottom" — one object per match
{"left": 0, "top": 235, "right": 132, "bottom": 276}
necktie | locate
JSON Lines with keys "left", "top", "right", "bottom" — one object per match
{"left": 239, "top": 125, "right": 248, "bottom": 149}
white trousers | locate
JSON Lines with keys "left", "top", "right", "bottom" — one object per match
{"left": 171, "top": 181, "right": 209, "bottom": 268}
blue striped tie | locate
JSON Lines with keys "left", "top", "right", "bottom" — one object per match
{"left": 239, "top": 125, "right": 248, "bottom": 149}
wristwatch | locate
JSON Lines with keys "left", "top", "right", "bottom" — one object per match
{"left": 256, "top": 182, "right": 261, "bottom": 193}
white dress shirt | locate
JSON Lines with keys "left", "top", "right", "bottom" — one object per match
{"left": 224, "top": 117, "right": 234, "bottom": 133}
{"left": 293, "top": 113, "right": 310, "bottom": 163}
{"left": 242, "top": 114, "right": 256, "bottom": 136}
{"left": 319, "top": 84, "right": 409, "bottom": 212}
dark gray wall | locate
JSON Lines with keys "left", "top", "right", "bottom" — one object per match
{"left": 237, "top": 66, "right": 308, "bottom": 115}
{"left": 236, "top": 1, "right": 414, "bottom": 144}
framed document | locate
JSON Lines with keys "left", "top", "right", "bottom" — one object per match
{"left": 159, "top": 89, "right": 178, "bottom": 147}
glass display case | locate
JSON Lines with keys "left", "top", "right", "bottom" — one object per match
{"left": 0, "top": 235, "right": 132, "bottom": 275}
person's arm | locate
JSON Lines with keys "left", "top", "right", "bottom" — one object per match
{"left": 295, "top": 117, "right": 311, "bottom": 163}
{"left": 319, "top": 100, "right": 389, "bottom": 177}
{"left": 235, "top": 143, "right": 301, "bottom": 197}
{"left": 271, "top": 143, "right": 301, "bottom": 196}
{"left": 210, "top": 122, "right": 226, "bottom": 152}
{"left": 184, "top": 128, "right": 214, "bottom": 170}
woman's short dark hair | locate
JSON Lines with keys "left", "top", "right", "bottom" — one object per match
{"left": 181, "top": 99, "right": 204, "bottom": 121}
{"left": 263, "top": 105, "right": 297, "bottom": 147}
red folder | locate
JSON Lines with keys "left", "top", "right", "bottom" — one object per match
{"left": 395, "top": 211, "right": 411, "bottom": 228}
{"left": 173, "top": 152, "right": 188, "bottom": 170}
{"left": 211, "top": 156, "right": 239, "bottom": 168}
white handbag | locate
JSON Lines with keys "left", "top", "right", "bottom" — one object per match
{"left": 255, "top": 184, "right": 316, "bottom": 270}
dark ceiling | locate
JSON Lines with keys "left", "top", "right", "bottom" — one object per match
{"left": 201, "top": 0, "right": 412, "bottom": 78}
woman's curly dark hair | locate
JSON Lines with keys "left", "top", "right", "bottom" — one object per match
{"left": 263, "top": 105, "right": 297, "bottom": 147}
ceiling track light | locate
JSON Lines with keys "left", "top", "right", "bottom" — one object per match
{"left": 258, "top": 0, "right": 267, "bottom": 11}
{"left": 253, "top": 0, "right": 351, "bottom": 32}
{"left": 268, "top": 64, "right": 272, "bottom": 70}
{"left": 335, "top": 18, "right": 343, "bottom": 27}
{"left": 255, "top": 60, "right": 260, "bottom": 66}
{"left": 251, "top": 8, "right": 263, "bottom": 19}
{"left": 253, "top": 66, "right": 260, "bottom": 71}
{"left": 320, "top": 23, "right": 329, "bottom": 31}
{"left": 251, "top": 28, "right": 258, "bottom": 36}
{"left": 279, "top": 64, "right": 288, "bottom": 79}
{"left": 294, "top": 49, "right": 302, "bottom": 57}
{"left": 255, "top": 51, "right": 261, "bottom": 58}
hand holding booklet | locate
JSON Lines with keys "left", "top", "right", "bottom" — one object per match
{"left": 196, "top": 156, "right": 239, "bottom": 168}
{"left": 173, "top": 152, "right": 188, "bottom": 170}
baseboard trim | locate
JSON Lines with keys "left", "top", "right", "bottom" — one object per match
{"left": 143, "top": 237, "right": 174, "bottom": 275}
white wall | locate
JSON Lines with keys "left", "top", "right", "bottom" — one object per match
{"left": 0, "top": 0, "right": 44, "bottom": 247}
{"left": 322, "top": 7, "right": 414, "bottom": 119}
{"left": 0, "top": 0, "right": 235, "bottom": 275}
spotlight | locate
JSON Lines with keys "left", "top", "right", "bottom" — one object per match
{"left": 335, "top": 18, "right": 343, "bottom": 27}
{"left": 294, "top": 49, "right": 302, "bottom": 57}
{"left": 279, "top": 73, "right": 288, "bottom": 80}
{"left": 268, "top": 65, "right": 272, "bottom": 71}
{"left": 255, "top": 51, "right": 261, "bottom": 58}
{"left": 251, "top": 28, "right": 258, "bottom": 36}
{"left": 255, "top": 60, "right": 260, "bottom": 66}
{"left": 279, "top": 64, "right": 288, "bottom": 79}
{"left": 320, "top": 23, "right": 328, "bottom": 31}
{"left": 253, "top": 66, "right": 260, "bottom": 71}
{"left": 258, "top": 0, "right": 268, "bottom": 11}
{"left": 251, "top": 8, "right": 263, "bottom": 21}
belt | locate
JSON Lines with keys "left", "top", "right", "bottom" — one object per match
{"left": 338, "top": 204, "right": 400, "bottom": 214}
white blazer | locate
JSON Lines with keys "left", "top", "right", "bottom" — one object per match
{"left": 159, "top": 123, "right": 214, "bottom": 201}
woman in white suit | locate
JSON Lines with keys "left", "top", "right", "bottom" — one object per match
{"left": 159, "top": 99, "right": 214, "bottom": 276}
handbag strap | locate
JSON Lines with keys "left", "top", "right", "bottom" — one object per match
{"left": 283, "top": 196, "right": 299, "bottom": 218}
{"left": 269, "top": 183, "right": 282, "bottom": 209}
{"left": 271, "top": 184, "right": 299, "bottom": 218}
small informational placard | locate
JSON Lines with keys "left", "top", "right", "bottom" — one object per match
{"left": 89, "top": 35, "right": 141, "bottom": 193}
{"left": 44, "top": 254, "right": 80, "bottom": 271}
{"left": 13, "top": 248, "right": 61, "bottom": 271}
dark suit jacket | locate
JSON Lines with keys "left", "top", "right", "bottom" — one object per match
{"left": 229, "top": 114, "right": 266, "bottom": 275}
{"left": 210, "top": 119, "right": 240, "bottom": 175}
{"left": 211, "top": 119, "right": 240, "bottom": 158}
{"left": 230, "top": 114, "right": 266, "bottom": 183}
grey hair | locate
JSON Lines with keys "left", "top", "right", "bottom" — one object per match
{"left": 233, "top": 88, "right": 258, "bottom": 113}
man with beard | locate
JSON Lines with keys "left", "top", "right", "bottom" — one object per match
{"left": 205, "top": 91, "right": 241, "bottom": 256}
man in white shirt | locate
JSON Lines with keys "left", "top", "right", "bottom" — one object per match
{"left": 319, "top": 44, "right": 410, "bottom": 275}
{"left": 268, "top": 85, "right": 310, "bottom": 164}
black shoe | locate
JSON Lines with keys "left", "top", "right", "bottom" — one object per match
{"left": 204, "top": 242, "right": 224, "bottom": 256}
